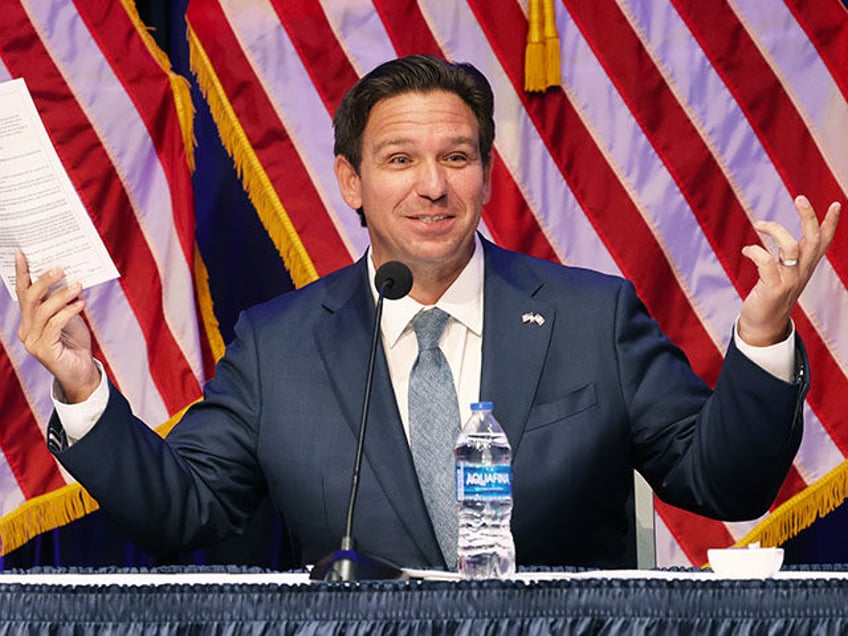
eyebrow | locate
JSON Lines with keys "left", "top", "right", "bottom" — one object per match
{"left": 372, "top": 135, "right": 479, "bottom": 154}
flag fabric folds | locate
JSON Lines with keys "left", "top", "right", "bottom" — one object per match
{"left": 186, "top": 0, "right": 848, "bottom": 567}
{"left": 0, "top": 0, "right": 213, "bottom": 555}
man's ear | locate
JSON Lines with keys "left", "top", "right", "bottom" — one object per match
{"left": 482, "top": 159, "right": 493, "bottom": 206}
{"left": 334, "top": 155, "right": 362, "bottom": 210}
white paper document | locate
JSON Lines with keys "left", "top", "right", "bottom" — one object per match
{"left": 0, "top": 77, "right": 119, "bottom": 300}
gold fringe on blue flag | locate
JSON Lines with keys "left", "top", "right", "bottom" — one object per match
{"left": 187, "top": 25, "right": 319, "bottom": 290}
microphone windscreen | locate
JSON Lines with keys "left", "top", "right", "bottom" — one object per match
{"left": 374, "top": 261, "right": 413, "bottom": 300}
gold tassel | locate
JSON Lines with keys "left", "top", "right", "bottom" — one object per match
{"left": 187, "top": 25, "right": 319, "bottom": 289}
{"left": 525, "top": 0, "right": 562, "bottom": 92}
{"left": 525, "top": 0, "right": 547, "bottom": 92}
{"left": 543, "top": 0, "right": 561, "bottom": 88}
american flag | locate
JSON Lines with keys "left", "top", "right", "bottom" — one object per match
{"left": 0, "top": 1, "right": 213, "bottom": 555}
{"left": 0, "top": 0, "right": 845, "bottom": 567}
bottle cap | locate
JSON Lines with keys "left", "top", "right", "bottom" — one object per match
{"left": 470, "top": 401, "right": 494, "bottom": 411}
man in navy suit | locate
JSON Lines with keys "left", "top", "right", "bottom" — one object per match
{"left": 16, "top": 55, "right": 841, "bottom": 569}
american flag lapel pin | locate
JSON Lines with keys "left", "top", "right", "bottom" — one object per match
{"left": 521, "top": 312, "right": 545, "bottom": 326}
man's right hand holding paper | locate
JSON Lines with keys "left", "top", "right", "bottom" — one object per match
{"left": 15, "top": 252, "right": 100, "bottom": 404}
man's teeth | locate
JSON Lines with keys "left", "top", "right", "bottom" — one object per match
{"left": 418, "top": 215, "right": 449, "bottom": 222}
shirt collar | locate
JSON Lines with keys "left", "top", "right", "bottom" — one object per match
{"left": 367, "top": 234, "right": 485, "bottom": 347}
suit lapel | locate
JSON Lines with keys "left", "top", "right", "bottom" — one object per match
{"left": 480, "top": 241, "right": 555, "bottom": 455}
{"left": 313, "top": 259, "right": 444, "bottom": 565}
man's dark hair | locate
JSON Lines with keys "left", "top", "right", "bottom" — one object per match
{"left": 333, "top": 55, "right": 495, "bottom": 226}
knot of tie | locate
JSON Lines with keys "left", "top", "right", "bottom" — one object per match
{"left": 412, "top": 307, "right": 450, "bottom": 351}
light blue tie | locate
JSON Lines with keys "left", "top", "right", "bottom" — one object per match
{"left": 409, "top": 307, "right": 461, "bottom": 568}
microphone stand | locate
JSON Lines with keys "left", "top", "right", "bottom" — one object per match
{"left": 309, "top": 265, "right": 411, "bottom": 582}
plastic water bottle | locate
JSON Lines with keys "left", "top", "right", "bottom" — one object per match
{"left": 455, "top": 401, "right": 516, "bottom": 578}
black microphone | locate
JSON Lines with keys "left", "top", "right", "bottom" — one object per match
{"left": 310, "top": 261, "right": 413, "bottom": 582}
{"left": 375, "top": 260, "right": 413, "bottom": 301}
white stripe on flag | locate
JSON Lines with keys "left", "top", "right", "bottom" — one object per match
{"left": 320, "top": 0, "right": 397, "bottom": 76}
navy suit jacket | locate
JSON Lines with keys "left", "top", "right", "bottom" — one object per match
{"left": 50, "top": 239, "right": 807, "bottom": 568}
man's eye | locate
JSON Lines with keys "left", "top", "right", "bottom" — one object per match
{"left": 446, "top": 154, "right": 469, "bottom": 164}
{"left": 389, "top": 155, "right": 410, "bottom": 165}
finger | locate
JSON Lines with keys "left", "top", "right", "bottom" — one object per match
{"left": 23, "top": 300, "right": 85, "bottom": 364}
{"left": 794, "top": 195, "right": 822, "bottom": 247}
{"left": 819, "top": 201, "right": 841, "bottom": 251}
{"left": 14, "top": 252, "right": 31, "bottom": 302}
{"left": 39, "top": 298, "right": 86, "bottom": 348}
{"left": 34, "top": 281, "right": 83, "bottom": 330}
{"left": 21, "top": 267, "right": 66, "bottom": 308}
{"left": 14, "top": 253, "right": 34, "bottom": 336}
{"left": 753, "top": 220, "right": 799, "bottom": 262}
{"left": 741, "top": 244, "right": 783, "bottom": 285}
{"left": 21, "top": 281, "right": 83, "bottom": 346}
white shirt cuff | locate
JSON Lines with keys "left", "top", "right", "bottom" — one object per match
{"left": 733, "top": 319, "right": 796, "bottom": 383}
{"left": 51, "top": 360, "right": 109, "bottom": 444}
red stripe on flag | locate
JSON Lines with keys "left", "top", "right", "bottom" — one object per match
{"left": 0, "top": 354, "right": 65, "bottom": 498}
{"left": 2, "top": 2, "right": 200, "bottom": 414}
{"left": 372, "top": 0, "right": 445, "bottom": 58}
{"left": 186, "top": 2, "right": 352, "bottom": 277}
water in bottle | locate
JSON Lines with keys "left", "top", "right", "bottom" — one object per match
{"left": 455, "top": 401, "right": 516, "bottom": 578}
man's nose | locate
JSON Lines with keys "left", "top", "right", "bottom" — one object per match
{"left": 415, "top": 160, "right": 448, "bottom": 201}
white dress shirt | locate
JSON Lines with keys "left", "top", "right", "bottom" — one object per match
{"left": 54, "top": 234, "right": 795, "bottom": 442}
{"left": 368, "top": 235, "right": 485, "bottom": 439}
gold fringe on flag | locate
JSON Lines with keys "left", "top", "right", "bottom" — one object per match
{"left": 525, "top": 0, "right": 562, "bottom": 92}
{"left": 187, "top": 25, "right": 319, "bottom": 289}
{"left": 194, "top": 245, "right": 226, "bottom": 363}
{"left": 0, "top": 484, "right": 101, "bottom": 557}
{"left": 119, "top": 0, "right": 196, "bottom": 171}
{"left": 0, "top": 403, "right": 194, "bottom": 556}
{"left": 731, "top": 458, "right": 848, "bottom": 552}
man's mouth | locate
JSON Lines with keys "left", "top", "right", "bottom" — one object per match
{"left": 414, "top": 214, "right": 451, "bottom": 223}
